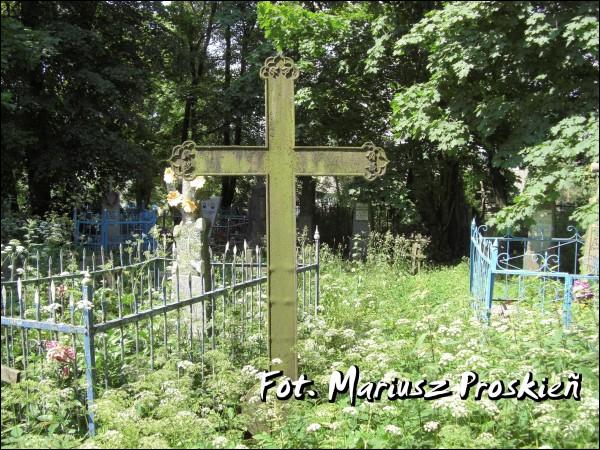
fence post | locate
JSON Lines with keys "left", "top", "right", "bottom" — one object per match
{"left": 82, "top": 272, "right": 96, "bottom": 436}
{"left": 469, "top": 219, "right": 476, "bottom": 293}
{"left": 486, "top": 239, "right": 498, "bottom": 323}
{"left": 73, "top": 207, "right": 79, "bottom": 244}
{"left": 562, "top": 276, "right": 573, "bottom": 327}
{"left": 101, "top": 209, "right": 108, "bottom": 249}
{"left": 314, "top": 226, "right": 320, "bottom": 315}
{"left": 411, "top": 241, "right": 418, "bottom": 275}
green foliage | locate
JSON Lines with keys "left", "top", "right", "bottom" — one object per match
{"left": 1, "top": 210, "right": 73, "bottom": 248}
{"left": 392, "top": 1, "right": 599, "bottom": 228}
{"left": 257, "top": 2, "right": 350, "bottom": 55}
{"left": 494, "top": 115, "right": 599, "bottom": 229}
{"left": 1, "top": 1, "right": 164, "bottom": 213}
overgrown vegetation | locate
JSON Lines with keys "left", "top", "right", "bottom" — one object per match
{"left": 2, "top": 245, "right": 598, "bottom": 449}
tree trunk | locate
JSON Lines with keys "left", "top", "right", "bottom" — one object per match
{"left": 297, "top": 177, "right": 316, "bottom": 236}
{"left": 181, "top": 2, "right": 217, "bottom": 143}
{"left": 220, "top": 20, "right": 236, "bottom": 209}
{"left": 409, "top": 152, "right": 471, "bottom": 262}
{"left": 21, "top": 1, "right": 53, "bottom": 215}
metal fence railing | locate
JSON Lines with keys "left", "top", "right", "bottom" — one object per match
{"left": 73, "top": 208, "right": 157, "bottom": 249}
{"left": 469, "top": 220, "right": 599, "bottom": 325}
{"left": 1, "top": 235, "right": 320, "bottom": 436}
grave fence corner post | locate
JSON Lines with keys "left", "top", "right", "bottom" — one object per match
{"left": 314, "top": 226, "right": 320, "bottom": 315}
{"left": 469, "top": 219, "right": 476, "bottom": 293}
{"left": 562, "top": 275, "right": 573, "bottom": 328}
{"left": 82, "top": 273, "right": 96, "bottom": 436}
{"left": 486, "top": 239, "right": 499, "bottom": 323}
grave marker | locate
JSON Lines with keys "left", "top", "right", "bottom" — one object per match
{"left": 582, "top": 162, "right": 599, "bottom": 274}
{"left": 351, "top": 203, "right": 370, "bottom": 260}
{"left": 169, "top": 54, "right": 388, "bottom": 377}
{"left": 101, "top": 190, "right": 120, "bottom": 245}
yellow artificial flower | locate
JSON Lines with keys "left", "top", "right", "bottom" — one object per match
{"left": 190, "top": 176, "right": 206, "bottom": 189}
{"left": 163, "top": 167, "right": 176, "bottom": 184}
{"left": 182, "top": 199, "right": 197, "bottom": 214}
{"left": 167, "top": 190, "right": 183, "bottom": 207}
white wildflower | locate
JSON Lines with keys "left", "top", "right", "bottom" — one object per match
{"left": 76, "top": 300, "right": 94, "bottom": 310}
{"left": 479, "top": 399, "right": 500, "bottom": 416}
{"left": 342, "top": 329, "right": 356, "bottom": 339}
{"left": 439, "top": 352, "right": 455, "bottom": 365}
{"left": 423, "top": 421, "right": 439, "bottom": 432}
{"left": 327, "top": 422, "right": 341, "bottom": 431}
{"left": 43, "top": 303, "right": 62, "bottom": 313}
{"left": 211, "top": 436, "right": 228, "bottom": 448}
{"left": 432, "top": 396, "right": 469, "bottom": 418}
{"left": 306, "top": 423, "right": 321, "bottom": 432}
{"left": 177, "top": 360, "right": 195, "bottom": 370}
{"left": 241, "top": 365, "right": 258, "bottom": 376}
{"left": 385, "top": 424, "right": 401, "bottom": 435}
{"left": 342, "top": 406, "right": 357, "bottom": 416}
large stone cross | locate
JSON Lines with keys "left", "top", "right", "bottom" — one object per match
{"left": 169, "top": 54, "right": 388, "bottom": 377}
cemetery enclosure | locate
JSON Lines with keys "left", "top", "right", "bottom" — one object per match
{"left": 469, "top": 220, "right": 599, "bottom": 325}
{"left": 0, "top": 236, "right": 321, "bottom": 435}
{"left": 73, "top": 208, "right": 157, "bottom": 249}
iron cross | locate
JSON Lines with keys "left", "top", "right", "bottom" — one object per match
{"left": 169, "top": 54, "right": 388, "bottom": 378}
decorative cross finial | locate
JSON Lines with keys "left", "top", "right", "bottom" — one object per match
{"left": 363, "top": 142, "right": 389, "bottom": 181}
{"left": 260, "top": 54, "right": 300, "bottom": 80}
{"left": 170, "top": 140, "right": 197, "bottom": 180}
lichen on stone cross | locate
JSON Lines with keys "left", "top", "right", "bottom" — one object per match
{"left": 169, "top": 54, "right": 388, "bottom": 378}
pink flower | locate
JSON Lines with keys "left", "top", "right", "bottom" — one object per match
{"left": 45, "top": 340, "right": 76, "bottom": 364}
{"left": 572, "top": 279, "right": 594, "bottom": 300}
{"left": 56, "top": 284, "right": 68, "bottom": 299}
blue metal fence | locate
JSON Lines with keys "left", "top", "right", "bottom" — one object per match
{"left": 470, "top": 220, "right": 599, "bottom": 325}
{"left": 73, "top": 208, "right": 157, "bottom": 249}
{"left": 1, "top": 233, "right": 321, "bottom": 436}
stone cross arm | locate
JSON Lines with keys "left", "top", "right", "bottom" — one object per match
{"left": 170, "top": 142, "right": 388, "bottom": 180}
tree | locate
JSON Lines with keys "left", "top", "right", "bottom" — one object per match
{"left": 1, "top": 1, "right": 164, "bottom": 214}
{"left": 392, "top": 1, "right": 599, "bottom": 230}
{"left": 258, "top": 1, "right": 475, "bottom": 259}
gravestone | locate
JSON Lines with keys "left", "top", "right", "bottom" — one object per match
{"left": 351, "top": 203, "right": 370, "bottom": 260}
{"left": 101, "top": 190, "right": 121, "bottom": 245}
{"left": 168, "top": 54, "right": 388, "bottom": 377}
{"left": 581, "top": 162, "right": 599, "bottom": 274}
{"left": 523, "top": 206, "right": 554, "bottom": 271}
{"left": 247, "top": 178, "right": 266, "bottom": 247}
{"left": 201, "top": 196, "right": 221, "bottom": 228}
{"left": 513, "top": 168, "right": 558, "bottom": 271}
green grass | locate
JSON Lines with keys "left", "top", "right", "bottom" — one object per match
{"left": 1, "top": 253, "right": 598, "bottom": 449}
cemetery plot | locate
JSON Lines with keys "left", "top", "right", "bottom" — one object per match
{"left": 470, "top": 220, "right": 599, "bottom": 325}
{"left": 0, "top": 236, "right": 321, "bottom": 436}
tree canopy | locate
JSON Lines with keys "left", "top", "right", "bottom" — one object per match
{"left": 1, "top": 1, "right": 598, "bottom": 259}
